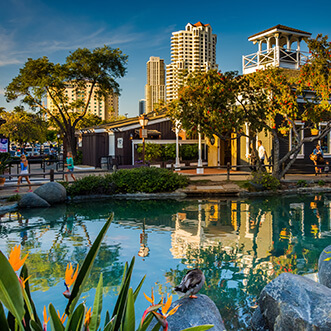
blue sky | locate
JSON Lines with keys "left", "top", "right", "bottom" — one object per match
{"left": 0, "top": 0, "right": 330, "bottom": 117}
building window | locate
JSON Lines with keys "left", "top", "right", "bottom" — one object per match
{"left": 289, "top": 121, "right": 304, "bottom": 158}
{"left": 319, "top": 123, "right": 331, "bottom": 155}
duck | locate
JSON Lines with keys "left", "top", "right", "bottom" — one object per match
{"left": 174, "top": 268, "right": 205, "bottom": 299}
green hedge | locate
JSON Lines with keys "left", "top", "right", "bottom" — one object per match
{"left": 136, "top": 143, "right": 201, "bottom": 162}
{"left": 64, "top": 167, "right": 189, "bottom": 196}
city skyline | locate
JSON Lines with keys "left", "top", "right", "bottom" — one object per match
{"left": 0, "top": 0, "right": 330, "bottom": 118}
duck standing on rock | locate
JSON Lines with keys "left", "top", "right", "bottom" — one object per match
{"left": 174, "top": 268, "right": 205, "bottom": 299}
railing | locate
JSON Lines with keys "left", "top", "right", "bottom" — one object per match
{"left": 243, "top": 48, "right": 311, "bottom": 74}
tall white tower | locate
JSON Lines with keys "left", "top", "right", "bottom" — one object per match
{"left": 166, "top": 22, "right": 218, "bottom": 102}
{"left": 242, "top": 25, "right": 311, "bottom": 74}
{"left": 145, "top": 56, "right": 166, "bottom": 113}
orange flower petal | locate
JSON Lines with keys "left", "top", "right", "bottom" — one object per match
{"left": 162, "top": 295, "right": 172, "bottom": 315}
{"left": 143, "top": 292, "right": 153, "bottom": 304}
{"left": 166, "top": 304, "right": 181, "bottom": 317}
{"left": 8, "top": 245, "right": 29, "bottom": 272}
{"left": 84, "top": 307, "right": 92, "bottom": 325}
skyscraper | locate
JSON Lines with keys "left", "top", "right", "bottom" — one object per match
{"left": 166, "top": 22, "right": 218, "bottom": 102}
{"left": 139, "top": 99, "right": 146, "bottom": 115}
{"left": 145, "top": 56, "right": 166, "bottom": 113}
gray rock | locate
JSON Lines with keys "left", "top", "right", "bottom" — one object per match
{"left": 18, "top": 193, "right": 50, "bottom": 208}
{"left": 254, "top": 273, "right": 331, "bottom": 331}
{"left": 149, "top": 294, "right": 226, "bottom": 331}
{"left": 34, "top": 182, "right": 66, "bottom": 205}
{"left": 251, "top": 306, "right": 268, "bottom": 331}
{"left": 318, "top": 245, "right": 331, "bottom": 289}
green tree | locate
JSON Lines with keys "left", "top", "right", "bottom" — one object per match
{"left": 168, "top": 35, "right": 331, "bottom": 179}
{"left": 0, "top": 106, "right": 47, "bottom": 145}
{"left": 5, "top": 45, "right": 128, "bottom": 155}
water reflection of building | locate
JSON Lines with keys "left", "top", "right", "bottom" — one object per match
{"left": 170, "top": 201, "right": 273, "bottom": 268}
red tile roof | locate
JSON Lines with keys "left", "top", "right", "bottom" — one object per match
{"left": 193, "top": 21, "right": 210, "bottom": 27}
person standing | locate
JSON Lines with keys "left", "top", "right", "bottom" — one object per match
{"left": 65, "top": 151, "right": 76, "bottom": 182}
{"left": 257, "top": 140, "right": 268, "bottom": 171}
{"left": 15, "top": 155, "right": 32, "bottom": 192}
{"left": 312, "top": 144, "right": 324, "bottom": 175}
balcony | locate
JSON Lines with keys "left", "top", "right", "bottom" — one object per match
{"left": 242, "top": 47, "right": 310, "bottom": 74}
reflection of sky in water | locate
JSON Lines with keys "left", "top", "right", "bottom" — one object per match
{"left": 0, "top": 195, "right": 330, "bottom": 330}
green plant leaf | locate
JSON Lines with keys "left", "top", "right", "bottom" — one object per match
{"left": 137, "top": 312, "right": 154, "bottom": 331}
{"left": 133, "top": 275, "right": 145, "bottom": 302}
{"left": 0, "top": 250, "right": 25, "bottom": 330}
{"left": 20, "top": 264, "right": 42, "bottom": 328}
{"left": 65, "top": 215, "right": 113, "bottom": 315}
{"left": 123, "top": 288, "right": 135, "bottom": 331}
{"left": 65, "top": 303, "right": 84, "bottom": 331}
{"left": 104, "top": 315, "right": 117, "bottom": 331}
{"left": 48, "top": 303, "right": 65, "bottom": 331}
{"left": 181, "top": 326, "right": 214, "bottom": 331}
{"left": 30, "top": 319, "right": 43, "bottom": 331}
{"left": 104, "top": 310, "right": 110, "bottom": 328}
{"left": 111, "top": 257, "right": 135, "bottom": 330}
{"left": 89, "top": 273, "right": 103, "bottom": 331}
{"left": 0, "top": 302, "right": 9, "bottom": 331}
{"left": 151, "top": 322, "right": 161, "bottom": 331}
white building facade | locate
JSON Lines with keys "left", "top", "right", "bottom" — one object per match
{"left": 145, "top": 57, "right": 166, "bottom": 113}
{"left": 166, "top": 22, "right": 218, "bottom": 102}
{"left": 47, "top": 83, "right": 119, "bottom": 121}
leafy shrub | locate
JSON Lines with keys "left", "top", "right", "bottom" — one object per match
{"left": 7, "top": 194, "right": 21, "bottom": 202}
{"left": 250, "top": 171, "right": 280, "bottom": 191}
{"left": 297, "top": 180, "right": 308, "bottom": 187}
{"left": 111, "top": 167, "right": 189, "bottom": 193}
{"left": 318, "top": 180, "right": 325, "bottom": 186}
{"left": 136, "top": 143, "right": 201, "bottom": 162}
{"left": 65, "top": 174, "right": 115, "bottom": 196}
{"left": 62, "top": 168, "right": 189, "bottom": 196}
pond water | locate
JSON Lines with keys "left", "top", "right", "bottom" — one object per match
{"left": 0, "top": 194, "right": 330, "bottom": 330}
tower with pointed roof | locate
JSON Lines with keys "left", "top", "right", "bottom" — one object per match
{"left": 166, "top": 22, "right": 218, "bottom": 101}
{"left": 242, "top": 25, "right": 311, "bottom": 74}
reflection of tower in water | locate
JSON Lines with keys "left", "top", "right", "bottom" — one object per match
{"left": 138, "top": 219, "right": 149, "bottom": 259}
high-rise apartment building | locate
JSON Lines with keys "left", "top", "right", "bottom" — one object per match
{"left": 47, "top": 83, "right": 119, "bottom": 122}
{"left": 145, "top": 57, "right": 166, "bottom": 113}
{"left": 139, "top": 99, "right": 146, "bottom": 115}
{"left": 166, "top": 22, "right": 218, "bottom": 101}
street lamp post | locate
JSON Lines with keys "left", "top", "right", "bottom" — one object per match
{"left": 57, "top": 133, "right": 61, "bottom": 155}
{"left": 139, "top": 114, "right": 149, "bottom": 165}
{"left": 197, "top": 124, "right": 204, "bottom": 174}
{"left": 175, "top": 120, "right": 181, "bottom": 171}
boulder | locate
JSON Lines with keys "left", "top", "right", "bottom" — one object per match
{"left": 252, "top": 272, "right": 331, "bottom": 331}
{"left": 34, "top": 182, "right": 66, "bottom": 205}
{"left": 318, "top": 245, "right": 331, "bottom": 289}
{"left": 18, "top": 193, "right": 50, "bottom": 208}
{"left": 149, "top": 294, "right": 226, "bottom": 331}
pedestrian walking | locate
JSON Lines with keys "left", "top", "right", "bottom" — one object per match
{"left": 15, "top": 154, "right": 32, "bottom": 192}
{"left": 65, "top": 152, "right": 76, "bottom": 182}
{"left": 257, "top": 140, "right": 268, "bottom": 171}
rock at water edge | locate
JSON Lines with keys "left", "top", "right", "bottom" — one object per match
{"left": 318, "top": 245, "right": 331, "bottom": 289}
{"left": 148, "top": 294, "right": 226, "bottom": 331}
{"left": 18, "top": 193, "right": 50, "bottom": 208}
{"left": 34, "top": 182, "right": 66, "bottom": 205}
{"left": 256, "top": 272, "right": 331, "bottom": 331}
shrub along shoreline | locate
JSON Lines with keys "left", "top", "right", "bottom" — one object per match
{"left": 61, "top": 167, "right": 190, "bottom": 197}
